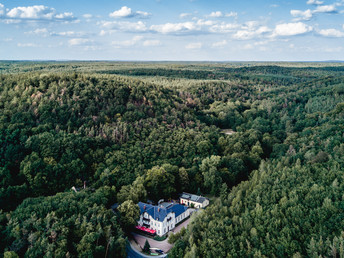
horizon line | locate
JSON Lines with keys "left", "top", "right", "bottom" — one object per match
{"left": 1, "top": 60, "right": 344, "bottom": 63}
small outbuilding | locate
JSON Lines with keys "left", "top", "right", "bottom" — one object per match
{"left": 179, "top": 192, "right": 209, "bottom": 208}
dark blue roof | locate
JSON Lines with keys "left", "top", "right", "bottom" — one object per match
{"left": 170, "top": 203, "right": 188, "bottom": 217}
{"left": 138, "top": 202, "right": 188, "bottom": 222}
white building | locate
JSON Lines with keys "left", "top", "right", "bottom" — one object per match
{"left": 137, "top": 202, "right": 190, "bottom": 236}
{"left": 180, "top": 192, "right": 209, "bottom": 208}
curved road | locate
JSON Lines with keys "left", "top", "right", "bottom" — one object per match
{"left": 127, "top": 242, "right": 167, "bottom": 258}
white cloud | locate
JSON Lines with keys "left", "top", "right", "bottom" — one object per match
{"left": 110, "top": 6, "right": 132, "bottom": 18}
{"left": 291, "top": 3, "right": 339, "bottom": 21}
{"left": 17, "top": 43, "right": 40, "bottom": 47}
{"left": 255, "top": 25, "right": 271, "bottom": 34}
{"left": 209, "top": 22, "right": 239, "bottom": 33}
{"left": 51, "top": 31, "right": 87, "bottom": 37}
{"left": 7, "top": 5, "right": 51, "bottom": 19}
{"left": 143, "top": 40, "right": 161, "bottom": 46}
{"left": 99, "top": 30, "right": 109, "bottom": 36}
{"left": 291, "top": 9, "right": 313, "bottom": 21}
{"left": 109, "top": 6, "right": 150, "bottom": 19}
{"left": 151, "top": 19, "right": 238, "bottom": 35}
{"left": 112, "top": 36, "right": 143, "bottom": 48}
{"left": 6, "top": 5, "right": 74, "bottom": 21}
{"left": 196, "top": 19, "right": 216, "bottom": 26}
{"left": 149, "top": 19, "right": 241, "bottom": 35}
{"left": 100, "top": 21, "right": 147, "bottom": 32}
{"left": 314, "top": 4, "right": 337, "bottom": 13}
{"left": 53, "top": 31, "right": 76, "bottom": 36}
{"left": 225, "top": 12, "right": 238, "bottom": 17}
{"left": 185, "top": 42, "right": 202, "bottom": 49}
{"left": 273, "top": 22, "right": 313, "bottom": 36}
{"left": 318, "top": 28, "right": 344, "bottom": 37}
{"left": 83, "top": 14, "right": 93, "bottom": 19}
{"left": 230, "top": 21, "right": 271, "bottom": 40}
{"left": 233, "top": 26, "right": 270, "bottom": 40}
{"left": 0, "top": 4, "right": 75, "bottom": 22}
{"left": 25, "top": 28, "right": 49, "bottom": 36}
{"left": 208, "top": 11, "right": 223, "bottom": 18}
{"left": 241, "top": 21, "right": 260, "bottom": 30}
{"left": 207, "top": 11, "right": 237, "bottom": 18}
{"left": 0, "top": 3, "right": 4, "bottom": 16}
{"left": 150, "top": 22, "right": 198, "bottom": 34}
{"left": 55, "top": 12, "right": 73, "bottom": 19}
{"left": 180, "top": 13, "right": 192, "bottom": 19}
{"left": 212, "top": 40, "right": 227, "bottom": 48}
{"left": 307, "top": 0, "right": 324, "bottom": 5}
{"left": 68, "top": 38, "right": 93, "bottom": 46}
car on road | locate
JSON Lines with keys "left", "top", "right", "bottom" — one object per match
{"left": 150, "top": 248, "right": 164, "bottom": 254}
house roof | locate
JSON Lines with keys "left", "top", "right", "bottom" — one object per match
{"left": 170, "top": 203, "right": 188, "bottom": 217}
{"left": 138, "top": 202, "right": 188, "bottom": 222}
{"left": 180, "top": 192, "right": 208, "bottom": 204}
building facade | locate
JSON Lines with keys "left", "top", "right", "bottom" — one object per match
{"left": 137, "top": 202, "right": 189, "bottom": 236}
{"left": 180, "top": 192, "right": 209, "bottom": 208}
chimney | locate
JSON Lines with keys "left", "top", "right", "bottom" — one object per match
{"left": 84, "top": 181, "right": 86, "bottom": 189}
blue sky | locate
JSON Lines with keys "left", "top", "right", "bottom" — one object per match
{"left": 0, "top": 0, "right": 344, "bottom": 61}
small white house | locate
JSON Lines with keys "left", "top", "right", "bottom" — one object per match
{"left": 180, "top": 192, "right": 209, "bottom": 208}
{"left": 137, "top": 202, "right": 190, "bottom": 236}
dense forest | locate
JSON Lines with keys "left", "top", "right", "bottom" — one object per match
{"left": 0, "top": 61, "right": 344, "bottom": 257}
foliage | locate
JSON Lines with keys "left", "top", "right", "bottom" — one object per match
{"left": 1, "top": 61, "right": 344, "bottom": 257}
{"left": 153, "top": 235, "right": 168, "bottom": 241}
{"left": 117, "top": 200, "right": 140, "bottom": 231}
{"left": 168, "top": 227, "right": 186, "bottom": 244}
{"left": 143, "top": 239, "right": 150, "bottom": 254}
{"left": 1, "top": 188, "right": 126, "bottom": 257}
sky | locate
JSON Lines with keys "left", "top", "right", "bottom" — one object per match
{"left": 0, "top": 0, "right": 344, "bottom": 61}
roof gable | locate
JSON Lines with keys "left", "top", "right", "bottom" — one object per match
{"left": 138, "top": 202, "right": 188, "bottom": 221}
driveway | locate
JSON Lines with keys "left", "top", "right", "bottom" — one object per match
{"left": 131, "top": 233, "right": 173, "bottom": 253}
{"left": 170, "top": 217, "right": 191, "bottom": 234}
{"left": 127, "top": 241, "right": 167, "bottom": 258}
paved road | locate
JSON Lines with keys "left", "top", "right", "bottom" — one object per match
{"left": 170, "top": 217, "right": 191, "bottom": 234}
{"left": 127, "top": 242, "right": 167, "bottom": 258}
{"left": 132, "top": 233, "right": 173, "bottom": 253}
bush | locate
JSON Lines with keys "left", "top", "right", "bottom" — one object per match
{"left": 153, "top": 235, "right": 167, "bottom": 241}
